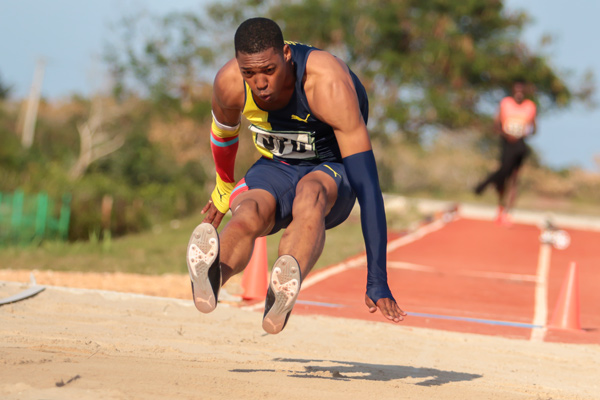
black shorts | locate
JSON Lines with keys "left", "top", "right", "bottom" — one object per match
{"left": 500, "top": 137, "right": 529, "bottom": 173}
{"left": 230, "top": 157, "right": 356, "bottom": 235}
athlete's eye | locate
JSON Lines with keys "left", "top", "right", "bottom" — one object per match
{"left": 241, "top": 71, "right": 254, "bottom": 78}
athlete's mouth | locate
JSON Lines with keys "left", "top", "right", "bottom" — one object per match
{"left": 258, "top": 92, "right": 272, "bottom": 101}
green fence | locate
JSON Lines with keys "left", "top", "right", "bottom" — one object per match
{"left": 0, "top": 190, "right": 71, "bottom": 246}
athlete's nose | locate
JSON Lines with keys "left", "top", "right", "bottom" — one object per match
{"left": 255, "top": 75, "right": 268, "bottom": 91}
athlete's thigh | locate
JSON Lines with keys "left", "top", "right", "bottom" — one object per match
{"left": 235, "top": 157, "right": 298, "bottom": 234}
{"left": 309, "top": 162, "right": 357, "bottom": 230}
{"left": 295, "top": 170, "right": 339, "bottom": 213}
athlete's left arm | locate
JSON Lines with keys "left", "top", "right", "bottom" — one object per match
{"left": 530, "top": 102, "right": 538, "bottom": 136}
{"left": 306, "top": 51, "right": 406, "bottom": 323}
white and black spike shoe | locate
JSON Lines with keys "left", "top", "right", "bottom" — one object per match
{"left": 186, "top": 223, "right": 221, "bottom": 313}
{"left": 262, "top": 255, "right": 301, "bottom": 334}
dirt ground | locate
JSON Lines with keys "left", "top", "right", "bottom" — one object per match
{"left": 1, "top": 270, "right": 600, "bottom": 400}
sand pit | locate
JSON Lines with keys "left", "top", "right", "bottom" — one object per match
{"left": 1, "top": 277, "right": 599, "bottom": 400}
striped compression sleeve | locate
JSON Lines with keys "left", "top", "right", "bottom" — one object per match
{"left": 342, "top": 150, "right": 394, "bottom": 304}
{"left": 210, "top": 112, "right": 240, "bottom": 213}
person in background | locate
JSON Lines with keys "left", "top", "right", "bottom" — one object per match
{"left": 474, "top": 80, "right": 537, "bottom": 226}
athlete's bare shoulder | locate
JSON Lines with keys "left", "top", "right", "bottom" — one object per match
{"left": 523, "top": 98, "right": 537, "bottom": 109}
{"left": 303, "top": 49, "right": 370, "bottom": 156}
{"left": 304, "top": 50, "right": 351, "bottom": 86}
{"left": 303, "top": 50, "right": 355, "bottom": 112}
{"left": 213, "top": 58, "right": 245, "bottom": 114}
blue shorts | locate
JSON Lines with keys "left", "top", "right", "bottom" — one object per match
{"left": 236, "top": 157, "right": 356, "bottom": 235}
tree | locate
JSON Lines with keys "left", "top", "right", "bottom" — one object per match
{"left": 206, "top": 0, "right": 594, "bottom": 142}
{"left": 69, "top": 96, "right": 129, "bottom": 180}
{"left": 0, "top": 71, "right": 12, "bottom": 100}
{"left": 104, "top": 11, "right": 221, "bottom": 109}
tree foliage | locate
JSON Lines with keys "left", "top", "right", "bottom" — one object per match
{"left": 0, "top": 98, "right": 208, "bottom": 242}
{"left": 104, "top": 11, "right": 220, "bottom": 108}
{"left": 205, "top": 0, "right": 594, "bottom": 142}
{"left": 0, "top": 72, "right": 12, "bottom": 100}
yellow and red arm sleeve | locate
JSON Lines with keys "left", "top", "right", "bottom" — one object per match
{"left": 210, "top": 112, "right": 240, "bottom": 213}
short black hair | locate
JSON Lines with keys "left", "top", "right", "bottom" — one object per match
{"left": 234, "top": 17, "right": 285, "bottom": 56}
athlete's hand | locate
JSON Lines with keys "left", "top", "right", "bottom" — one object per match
{"left": 201, "top": 199, "right": 225, "bottom": 229}
{"left": 365, "top": 294, "right": 406, "bottom": 323}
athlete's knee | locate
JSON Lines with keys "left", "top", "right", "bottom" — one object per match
{"left": 294, "top": 180, "right": 330, "bottom": 216}
{"left": 228, "top": 198, "right": 271, "bottom": 236}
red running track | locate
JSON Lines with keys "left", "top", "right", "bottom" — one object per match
{"left": 248, "top": 216, "right": 599, "bottom": 344}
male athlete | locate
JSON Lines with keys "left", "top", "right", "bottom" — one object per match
{"left": 186, "top": 17, "right": 405, "bottom": 334}
{"left": 474, "top": 80, "right": 537, "bottom": 226}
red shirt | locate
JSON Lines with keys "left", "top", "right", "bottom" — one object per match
{"left": 498, "top": 97, "right": 537, "bottom": 139}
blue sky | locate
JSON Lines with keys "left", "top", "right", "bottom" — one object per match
{"left": 504, "top": 0, "right": 600, "bottom": 172}
{"left": 0, "top": 0, "right": 207, "bottom": 97}
{"left": 1, "top": 0, "right": 598, "bottom": 171}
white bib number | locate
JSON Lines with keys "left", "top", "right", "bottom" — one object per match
{"left": 503, "top": 117, "right": 532, "bottom": 139}
{"left": 250, "top": 125, "right": 317, "bottom": 159}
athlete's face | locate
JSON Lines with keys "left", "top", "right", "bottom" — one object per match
{"left": 512, "top": 82, "right": 526, "bottom": 103}
{"left": 236, "top": 45, "right": 292, "bottom": 106}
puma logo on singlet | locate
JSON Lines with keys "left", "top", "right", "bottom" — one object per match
{"left": 323, "top": 165, "right": 341, "bottom": 179}
{"left": 291, "top": 113, "right": 310, "bottom": 123}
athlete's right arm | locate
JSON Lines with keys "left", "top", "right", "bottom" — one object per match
{"left": 202, "top": 59, "right": 245, "bottom": 228}
{"left": 495, "top": 99, "right": 518, "bottom": 143}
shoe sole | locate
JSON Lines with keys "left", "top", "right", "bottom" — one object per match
{"left": 262, "top": 255, "right": 301, "bottom": 334}
{"left": 186, "top": 223, "right": 221, "bottom": 313}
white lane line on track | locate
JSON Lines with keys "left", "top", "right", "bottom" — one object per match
{"left": 386, "top": 218, "right": 448, "bottom": 253}
{"left": 530, "top": 242, "right": 552, "bottom": 341}
{"left": 241, "top": 217, "right": 454, "bottom": 312}
{"left": 242, "top": 259, "right": 363, "bottom": 312}
{"left": 388, "top": 261, "right": 538, "bottom": 283}
{"left": 301, "top": 217, "right": 453, "bottom": 291}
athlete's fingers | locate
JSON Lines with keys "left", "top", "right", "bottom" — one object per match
{"left": 202, "top": 205, "right": 218, "bottom": 225}
{"left": 364, "top": 294, "right": 377, "bottom": 313}
{"left": 201, "top": 204, "right": 225, "bottom": 229}
{"left": 365, "top": 294, "right": 407, "bottom": 322}
{"left": 201, "top": 210, "right": 213, "bottom": 223}
{"left": 379, "top": 300, "right": 396, "bottom": 321}
{"left": 376, "top": 298, "right": 406, "bottom": 323}
{"left": 211, "top": 212, "right": 225, "bottom": 229}
{"left": 201, "top": 200, "right": 213, "bottom": 214}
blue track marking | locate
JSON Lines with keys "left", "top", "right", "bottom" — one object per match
{"left": 296, "top": 300, "right": 346, "bottom": 308}
{"left": 294, "top": 300, "right": 543, "bottom": 329}
{"left": 407, "top": 312, "right": 543, "bottom": 329}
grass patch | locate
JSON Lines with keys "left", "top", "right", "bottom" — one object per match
{"left": 0, "top": 216, "right": 201, "bottom": 275}
{"left": 0, "top": 207, "right": 420, "bottom": 276}
{"left": 6, "top": 190, "right": 593, "bottom": 277}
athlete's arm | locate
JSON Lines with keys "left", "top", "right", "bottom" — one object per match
{"left": 530, "top": 103, "right": 538, "bottom": 136}
{"left": 202, "top": 59, "right": 245, "bottom": 228}
{"left": 493, "top": 113, "right": 503, "bottom": 135}
{"left": 495, "top": 101, "right": 519, "bottom": 143}
{"left": 305, "top": 51, "right": 405, "bottom": 323}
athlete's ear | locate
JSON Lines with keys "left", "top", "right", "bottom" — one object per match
{"left": 283, "top": 44, "right": 292, "bottom": 62}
